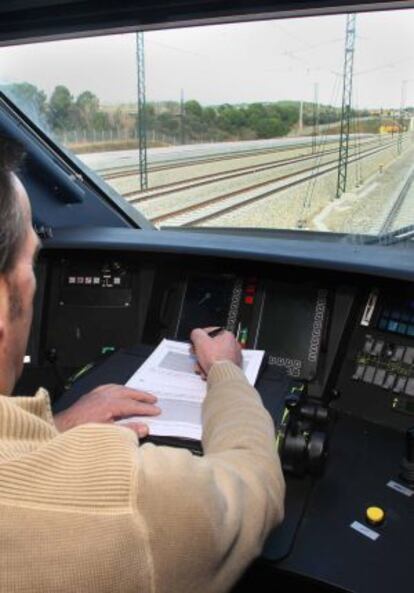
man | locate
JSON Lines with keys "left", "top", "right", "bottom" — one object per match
{"left": 0, "top": 135, "right": 285, "bottom": 593}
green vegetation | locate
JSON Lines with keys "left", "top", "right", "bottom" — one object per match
{"left": 138, "top": 100, "right": 360, "bottom": 142}
{"left": 2, "top": 83, "right": 113, "bottom": 132}
{"left": 1, "top": 82, "right": 372, "bottom": 147}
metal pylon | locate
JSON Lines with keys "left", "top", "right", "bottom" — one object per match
{"left": 136, "top": 31, "right": 148, "bottom": 191}
{"left": 335, "top": 13, "right": 356, "bottom": 199}
{"left": 180, "top": 88, "right": 186, "bottom": 145}
{"left": 312, "top": 83, "right": 319, "bottom": 155}
{"left": 397, "top": 80, "right": 407, "bottom": 155}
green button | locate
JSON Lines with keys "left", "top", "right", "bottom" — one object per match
{"left": 101, "top": 346, "right": 115, "bottom": 355}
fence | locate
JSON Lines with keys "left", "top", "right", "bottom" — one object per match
{"left": 56, "top": 128, "right": 220, "bottom": 147}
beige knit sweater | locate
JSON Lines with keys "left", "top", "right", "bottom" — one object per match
{"left": 0, "top": 361, "right": 285, "bottom": 593}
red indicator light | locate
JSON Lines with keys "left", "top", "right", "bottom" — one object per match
{"left": 244, "top": 296, "right": 254, "bottom": 305}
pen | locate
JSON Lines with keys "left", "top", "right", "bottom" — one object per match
{"left": 206, "top": 326, "right": 225, "bottom": 338}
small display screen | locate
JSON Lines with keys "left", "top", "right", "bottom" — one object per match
{"left": 257, "top": 282, "right": 329, "bottom": 380}
{"left": 177, "top": 274, "right": 236, "bottom": 340}
{"left": 377, "top": 297, "right": 414, "bottom": 337}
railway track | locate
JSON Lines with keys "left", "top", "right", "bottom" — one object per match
{"left": 98, "top": 137, "right": 347, "bottom": 180}
{"left": 125, "top": 137, "right": 380, "bottom": 203}
{"left": 149, "top": 140, "right": 395, "bottom": 228}
{"left": 380, "top": 166, "right": 414, "bottom": 234}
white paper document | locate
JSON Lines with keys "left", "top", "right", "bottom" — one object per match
{"left": 117, "top": 339, "right": 264, "bottom": 440}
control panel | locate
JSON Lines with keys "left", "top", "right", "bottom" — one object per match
{"left": 336, "top": 287, "right": 414, "bottom": 431}
{"left": 353, "top": 334, "right": 414, "bottom": 407}
{"left": 40, "top": 256, "right": 149, "bottom": 368}
{"left": 35, "top": 254, "right": 414, "bottom": 436}
{"left": 145, "top": 270, "right": 334, "bottom": 387}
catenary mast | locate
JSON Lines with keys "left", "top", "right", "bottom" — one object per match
{"left": 336, "top": 14, "right": 357, "bottom": 199}
{"left": 136, "top": 31, "right": 148, "bottom": 191}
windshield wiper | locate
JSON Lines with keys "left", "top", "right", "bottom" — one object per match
{"left": 364, "top": 224, "right": 414, "bottom": 246}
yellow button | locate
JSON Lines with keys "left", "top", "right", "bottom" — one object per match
{"left": 366, "top": 506, "right": 385, "bottom": 526}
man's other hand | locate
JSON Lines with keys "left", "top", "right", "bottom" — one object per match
{"left": 190, "top": 328, "right": 242, "bottom": 378}
{"left": 54, "top": 384, "right": 161, "bottom": 438}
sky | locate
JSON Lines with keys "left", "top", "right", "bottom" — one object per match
{"left": 1, "top": 8, "right": 414, "bottom": 109}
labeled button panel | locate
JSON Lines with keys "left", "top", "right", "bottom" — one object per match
{"left": 350, "top": 291, "right": 414, "bottom": 417}
{"left": 351, "top": 333, "right": 414, "bottom": 415}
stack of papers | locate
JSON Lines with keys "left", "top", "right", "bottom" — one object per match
{"left": 118, "top": 339, "right": 264, "bottom": 440}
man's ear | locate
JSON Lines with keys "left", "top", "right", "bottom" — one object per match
{"left": 0, "top": 276, "right": 10, "bottom": 341}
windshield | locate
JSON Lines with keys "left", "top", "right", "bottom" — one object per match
{"left": 1, "top": 9, "right": 413, "bottom": 236}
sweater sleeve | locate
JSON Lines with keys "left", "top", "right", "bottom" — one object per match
{"left": 132, "top": 361, "right": 285, "bottom": 593}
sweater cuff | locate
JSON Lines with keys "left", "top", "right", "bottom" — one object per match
{"left": 207, "top": 360, "right": 247, "bottom": 388}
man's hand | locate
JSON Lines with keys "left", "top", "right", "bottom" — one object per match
{"left": 54, "top": 384, "right": 161, "bottom": 438}
{"left": 190, "top": 328, "right": 242, "bottom": 378}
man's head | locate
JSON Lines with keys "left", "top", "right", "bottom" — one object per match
{"left": 0, "top": 136, "right": 40, "bottom": 394}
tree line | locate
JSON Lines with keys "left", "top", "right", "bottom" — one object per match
{"left": 1, "top": 83, "right": 120, "bottom": 132}
{"left": 1, "top": 82, "right": 370, "bottom": 144}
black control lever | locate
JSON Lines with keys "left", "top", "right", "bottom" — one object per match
{"left": 279, "top": 388, "right": 330, "bottom": 477}
{"left": 400, "top": 427, "right": 414, "bottom": 487}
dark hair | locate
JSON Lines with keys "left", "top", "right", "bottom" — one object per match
{"left": 0, "top": 136, "right": 26, "bottom": 275}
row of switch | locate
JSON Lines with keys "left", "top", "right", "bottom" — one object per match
{"left": 352, "top": 363, "right": 414, "bottom": 396}
{"left": 67, "top": 276, "right": 122, "bottom": 287}
{"left": 362, "top": 336, "right": 414, "bottom": 365}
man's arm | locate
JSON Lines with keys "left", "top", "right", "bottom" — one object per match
{"left": 133, "top": 329, "right": 285, "bottom": 593}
